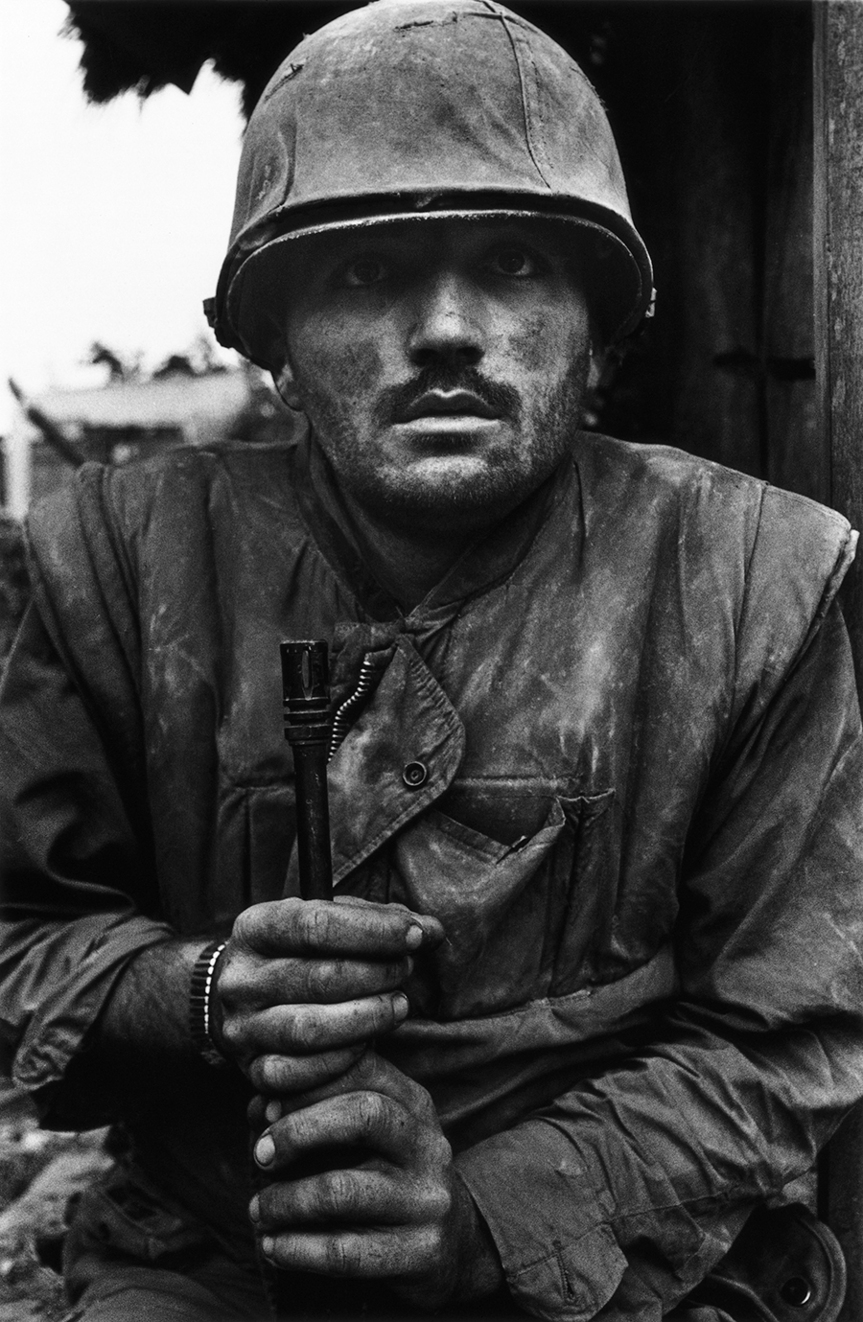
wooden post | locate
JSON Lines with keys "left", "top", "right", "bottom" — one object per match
{"left": 813, "top": 5, "right": 863, "bottom": 1318}
{"left": 814, "top": 0, "right": 863, "bottom": 682}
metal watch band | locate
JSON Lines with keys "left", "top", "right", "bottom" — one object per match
{"left": 189, "top": 938, "right": 230, "bottom": 1069}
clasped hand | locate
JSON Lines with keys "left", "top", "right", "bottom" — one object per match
{"left": 212, "top": 894, "right": 440, "bottom": 1094}
{"left": 210, "top": 896, "right": 478, "bottom": 1303}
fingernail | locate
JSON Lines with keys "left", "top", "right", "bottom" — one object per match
{"left": 255, "top": 1133, "right": 275, "bottom": 1166}
{"left": 393, "top": 992, "right": 409, "bottom": 1021}
{"left": 265, "top": 1100, "right": 282, "bottom": 1125}
{"left": 262, "top": 1236, "right": 274, "bottom": 1257}
{"left": 249, "top": 1195, "right": 260, "bottom": 1223}
{"left": 405, "top": 924, "right": 424, "bottom": 949}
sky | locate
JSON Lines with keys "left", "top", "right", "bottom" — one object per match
{"left": 0, "top": 0, "right": 245, "bottom": 432}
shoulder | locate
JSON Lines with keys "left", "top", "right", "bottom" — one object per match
{"left": 30, "top": 438, "right": 294, "bottom": 524}
{"left": 23, "top": 442, "right": 303, "bottom": 683}
{"left": 574, "top": 432, "right": 855, "bottom": 591}
{"left": 26, "top": 441, "right": 298, "bottom": 580}
{"left": 571, "top": 433, "right": 857, "bottom": 701}
{"left": 576, "top": 431, "right": 759, "bottom": 515}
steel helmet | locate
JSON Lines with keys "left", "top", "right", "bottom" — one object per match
{"left": 207, "top": 0, "right": 654, "bottom": 367}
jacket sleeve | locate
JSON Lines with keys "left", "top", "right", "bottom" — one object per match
{"left": 456, "top": 500, "right": 863, "bottom": 1320}
{"left": 0, "top": 472, "right": 175, "bottom": 1125}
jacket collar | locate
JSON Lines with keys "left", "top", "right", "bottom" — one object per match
{"left": 291, "top": 430, "right": 575, "bottom": 627}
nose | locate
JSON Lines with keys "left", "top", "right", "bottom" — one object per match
{"left": 406, "top": 269, "right": 484, "bottom": 369}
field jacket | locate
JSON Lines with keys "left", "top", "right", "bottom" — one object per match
{"left": 2, "top": 432, "right": 863, "bottom": 1321}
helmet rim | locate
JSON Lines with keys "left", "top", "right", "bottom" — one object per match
{"left": 218, "top": 202, "right": 654, "bottom": 368}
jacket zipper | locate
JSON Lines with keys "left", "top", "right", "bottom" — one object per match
{"left": 328, "top": 653, "right": 378, "bottom": 761}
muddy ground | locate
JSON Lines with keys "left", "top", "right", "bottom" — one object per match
{"left": 0, "top": 1082, "right": 112, "bottom": 1322}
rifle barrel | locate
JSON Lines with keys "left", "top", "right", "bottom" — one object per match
{"left": 280, "top": 640, "right": 333, "bottom": 901}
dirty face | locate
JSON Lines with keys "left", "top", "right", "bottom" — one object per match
{"left": 276, "top": 217, "right": 593, "bottom": 536}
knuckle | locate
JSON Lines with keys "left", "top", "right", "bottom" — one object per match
{"left": 231, "top": 909, "right": 254, "bottom": 944}
{"left": 353, "top": 1090, "right": 388, "bottom": 1137}
{"left": 354, "top": 1052, "right": 383, "bottom": 1089}
{"left": 234, "top": 902, "right": 273, "bottom": 945}
{"left": 292, "top": 1051, "right": 341, "bottom": 1089}
{"left": 286, "top": 1006, "right": 319, "bottom": 1052}
{"left": 319, "top": 1169, "right": 358, "bottom": 1219}
{"left": 371, "top": 993, "right": 397, "bottom": 1028}
{"left": 391, "top": 956, "right": 411, "bottom": 985}
{"left": 303, "top": 901, "right": 334, "bottom": 949}
{"left": 214, "top": 952, "right": 242, "bottom": 1003}
{"left": 301, "top": 959, "right": 336, "bottom": 1003}
{"left": 328, "top": 1234, "right": 360, "bottom": 1276}
{"left": 263, "top": 1055, "right": 302, "bottom": 1091}
{"left": 219, "top": 1014, "right": 246, "bottom": 1052}
{"left": 309, "top": 1046, "right": 360, "bottom": 1086}
{"left": 248, "top": 1056, "right": 269, "bottom": 1091}
{"left": 251, "top": 1054, "right": 295, "bottom": 1093}
{"left": 268, "top": 1055, "right": 296, "bottom": 1089}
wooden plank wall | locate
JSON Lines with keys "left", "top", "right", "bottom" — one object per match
{"left": 815, "top": 0, "right": 863, "bottom": 681}
{"left": 814, "top": 7, "right": 863, "bottom": 1317}
{"left": 548, "top": 1, "right": 820, "bottom": 498}
{"left": 764, "top": 7, "right": 823, "bottom": 502}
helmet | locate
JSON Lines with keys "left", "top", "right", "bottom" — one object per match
{"left": 207, "top": 0, "right": 654, "bottom": 367}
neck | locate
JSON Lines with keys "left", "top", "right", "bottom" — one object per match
{"left": 337, "top": 491, "right": 473, "bottom": 610}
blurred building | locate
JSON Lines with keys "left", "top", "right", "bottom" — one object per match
{"left": 2, "top": 366, "right": 291, "bottom": 519}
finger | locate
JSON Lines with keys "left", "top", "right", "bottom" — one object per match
{"left": 258, "top": 1226, "right": 438, "bottom": 1278}
{"left": 333, "top": 896, "right": 445, "bottom": 948}
{"left": 253, "top": 1169, "right": 409, "bottom": 1229}
{"left": 224, "top": 953, "right": 412, "bottom": 1010}
{"left": 249, "top": 1045, "right": 365, "bottom": 1096}
{"left": 234, "top": 992, "right": 409, "bottom": 1058}
{"left": 262, "top": 1050, "right": 428, "bottom": 1121}
{"left": 252, "top": 1167, "right": 448, "bottom": 1229}
{"left": 234, "top": 898, "right": 443, "bottom": 960}
{"left": 254, "top": 1091, "right": 417, "bottom": 1171}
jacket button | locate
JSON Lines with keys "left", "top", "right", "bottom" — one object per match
{"left": 780, "top": 1277, "right": 812, "bottom": 1307}
{"left": 402, "top": 761, "right": 428, "bottom": 788}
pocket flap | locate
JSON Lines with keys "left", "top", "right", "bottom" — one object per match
{"left": 392, "top": 799, "right": 567, "bottom": 1017}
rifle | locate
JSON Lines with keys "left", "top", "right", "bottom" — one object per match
{"left": 277, "top": 642, "right": 376, "bottom": 1317}
{"left": 280, "top": 640, "right": 333, "bottom": 901}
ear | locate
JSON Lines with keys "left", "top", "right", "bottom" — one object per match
{"left": 586, "top": 341, "right": 605, "bottom": 394}
{"left": 273, "top": 355, "right": 303, "bottom": 411}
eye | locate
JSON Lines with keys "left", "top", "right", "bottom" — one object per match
{"left": 487, "top": 246, "right": 543, "bottom": 278}
{"left": 341, "top": 256, "right": 389, "bottom": 288}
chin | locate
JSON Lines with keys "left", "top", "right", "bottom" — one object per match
{"left": 359, "top": 458, "right": 558, "bottom": 528}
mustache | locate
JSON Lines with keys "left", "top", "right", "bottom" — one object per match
{"left": 374, "top": 367, "right": 521, "bottom": 426}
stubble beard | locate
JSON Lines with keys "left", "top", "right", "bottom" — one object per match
{"left": 298, "top": 356, "right": 591, "bottom": 532}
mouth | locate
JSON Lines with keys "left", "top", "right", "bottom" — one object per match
{"left": 397, "top": 390, "right": 501, "bottom": 423}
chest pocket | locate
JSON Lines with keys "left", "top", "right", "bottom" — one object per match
{"left": 386, "top": 785, "right": 617, "bottom": 1020}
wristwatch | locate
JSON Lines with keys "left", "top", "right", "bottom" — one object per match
{"left": 189, "top": 938, "right": 231, "bottom": 1069}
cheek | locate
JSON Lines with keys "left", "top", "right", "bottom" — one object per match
{"left": 505, "top": 313, "right": 555, "bottom": 373}
{"left": 295, "top": 333, "right": 385, "bottom": 409}
{"left": 502, "top": 311, "right": 590, "bottom": 383}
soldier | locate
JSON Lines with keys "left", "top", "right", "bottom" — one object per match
{"left": 1, "top": 3, "right": 861, "bottom": 1320}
